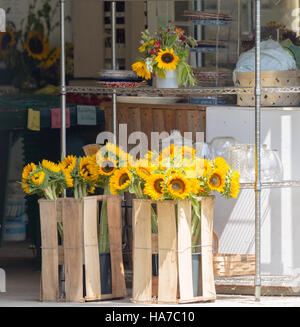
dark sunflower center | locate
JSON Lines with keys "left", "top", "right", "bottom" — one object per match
{"left": 1, "top": 33, "right": 11, "bottom": 50}
{"left": 161, "top": 53, "right": 174, "bottom": 63}
{"left": 154, "top": 178, "right": 163, "bottom": 194}
{"left": 210, "top": 175, "right": 221, "bottom": 187}
{"left": 82, "top": 164, "right": 91, "bottom": 176}
{"left": 103, "top": 164, "right": 114, "bottom": 173}
{"left": 119, "top": 173, "right": 129, "bottom": 186}
{"left": 28, "top": 36, "right": 43, "bottom": 54}
{"left": 171, "top": 179, "right": 184, "bottom": 192}
{"left": 65, "top": 162, "right": 72, "bottom": 169}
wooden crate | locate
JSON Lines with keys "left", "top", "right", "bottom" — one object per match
{"left": 213, "top": 231, "right": 255, "bottom": 277}
{"left": 102, "top": 102, "right": 206, "bottom": 148}
{"left": 39, "top": 195, "right": 126, "bottom": 302}
{"left": 131, "top": 197, "right": 216, "bottom": 304}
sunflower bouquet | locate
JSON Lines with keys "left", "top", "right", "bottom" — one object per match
{"left": 20, "top": 159, "right": 71, "bottom": 200}
{"left": 100, "top": 143, "right": 240, "bottom": 246}
{"left": 0, "top": 0, "right": 71, "bottom": 90}
{"left": 132, "top": 22, "right": 198, "bottom": 87}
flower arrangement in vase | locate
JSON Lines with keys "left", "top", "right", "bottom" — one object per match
{"left": 0, "top": 0, "right": 72, "bottom": 91}
{"left": 132, "top": 22, "right": 198, "bottom": 87}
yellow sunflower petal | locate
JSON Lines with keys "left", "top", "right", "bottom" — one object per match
{"left": 79, "top": 156, "right": 99, "bottom": 182}
{"left": 144, "top": 173, "right": 165, "bottom": 200}
{"left": 166, "top": 173, "right": 191, "bottom": 199}
{"left": 155, "top": 47, "right": 179, "bottom": 71}
{"left": 60, "top": 155, "right": 77, "bottom": 173}
{"left": 31, "top": 171, "right": 45, "bottom": 185}
{"left": 207, "top": 169, "right": 226, "bottom": 192}
{"left": 42, "top": 159, "right": 61, "bottom": 173}
{"left": 110, "top": 168, "right": 132, "bottom": 192}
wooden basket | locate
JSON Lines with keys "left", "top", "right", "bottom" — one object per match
{"left": 236, "top": 70, "right": 300, "bottom": 107}
{"left": 39, "top": 195, "right": 126, "bottom": 302}
{"left": 131, "top": 197, "right": 216, "bottom": 305}
{"left": 213, "top": 231, "right": 255, "bottom": 277}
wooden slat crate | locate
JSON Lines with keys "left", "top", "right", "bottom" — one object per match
{"left": 213, "top": 231, "right": 255, "bottom": 277}
{"left": 39, "top": 195, "right": 126, "bottom": 302}
{"left": 131, "top": 197, "right": 216, "bottom": 304}
{"left": 102, "top": 102, "right": 206, "bottom": 149}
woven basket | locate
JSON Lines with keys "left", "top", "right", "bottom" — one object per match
{"left": 82, "top": 144, "right": 102, "bottom": 156}
{"left": 213, "top": 231, "right": 255, "bottom": 277}
{"left": 236, "top": 70, "right": 300, "bottom": 107}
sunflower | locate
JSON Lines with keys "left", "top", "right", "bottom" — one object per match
{"left": 214, "top": 157, "right": 230, "bottom": 173}
{"left": 155, "top": 48, "right": 179, "bottom": 71}
{"left": 42, "top": 159, "right": 61, "bottom": 173}
{"left": 24, "top": 31, "right": 50, "bottom": 60}
{"left": 166, "top": 173, "right": 191, "bottom": 199}
{"left": 98, "top": 157, "right": 117, "bottom": 176}
{"left": 100, "top": 143, "right": 132, "bottom": 167}
{"left": 182, "top": 158, "right": 197, "bottom": 178}
{"left": 62, "top": 169, "right": 73, "bottom": 188}
{"left": 0, "top": 30, "right": 15, "bottom": 57}
{"left": 166, "top": 168, "right": 179, "bottom": 176}
{"left": 60, "top": 155, "right": 77, "bottom": 173}
{"left": 190, "top": 178, "right": 201, "bottom": 195}
{"left": 31, "top": 171, "right": 45, "bottom": 185}
{"left": 79, "top": 157, "right": 99, "bottom": 182}
{"left": 110, "top": 168, "right": 132, "bottom": 192}
{"left": 131, "top": 61, "right": 151, "bottom": 80}
{"left": 230, "top": 171, "right": 240, "bottom": 198}
{"left": 207, "top": 169, "right": 226, "bottom": 192}
{"left": 42, "top": 47, "right": 60, "bottom": 69}
{"left": 21, "top": 183, "right": 30, "bottom": 194}
{"left": 134, "top": 159, "right": 155, "bottom": 180}
{"left": 159, "top": 144, "right": 179, "bottom": 162}
{"left": 110, "top": 182, "right": 118, "bottom": 195}
{"left": 144, "top": 174, "right": 165, "bottom": 200}
{"left": 22, "top": 163, "right": 37, "bottom": 181}
{"left": 180, "top": 146, "right": 195, "bottom": 160}
{"left": 195, "top": 158, "right": 212, "bottom": 177}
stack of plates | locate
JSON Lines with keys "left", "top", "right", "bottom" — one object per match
{"left": 183, "top": 10, "right": 232, "bottom": 21}
{"left": 189, "top": 96, "right": 228, "bottom": 105}
{"left": 98, "top": 70, "right": 139, "bottom": 82}
{"left": 116, "top": 96, "right": 183, "bottom": 104}
{"left": 192, "top": 68, "right": 232, "bottom": 81}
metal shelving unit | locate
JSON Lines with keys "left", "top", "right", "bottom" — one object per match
{"left": 66, "top": 85, "right": 300, "bottom": 96}
{"left": 59, "top": 0, "right": 300, "bottom": 302}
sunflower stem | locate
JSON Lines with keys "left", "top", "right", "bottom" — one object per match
{"left": 151, "top": 206, "right": 158, "bottom": 234}
{"left": 74, "top": 186, "right": 78, "bottom": 199}
{"left": 191, "top": 210, "right": 201, "bottom": 254}
{"left": 99, "top": 183, "right": 110, "bottom": 254}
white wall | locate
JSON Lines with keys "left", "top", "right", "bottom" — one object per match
{"left": 206, "top": 105, "right": 300, "bottom": 276}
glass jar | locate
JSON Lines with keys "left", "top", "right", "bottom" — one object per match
{"left": 210, "top": 136, "right": 237, "bottom": 161}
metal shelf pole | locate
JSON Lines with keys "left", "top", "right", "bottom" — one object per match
{"left": 111, "top": 1, "right": 117, "bottom": 141}
{"left": 60, "top": 0, "right": 67, "bottom": 159}
{"left": 254, "top": 0, "right": 261, "bottom": 302}
{"left": 59, "top": 0, "right": 66, "bottom": 300}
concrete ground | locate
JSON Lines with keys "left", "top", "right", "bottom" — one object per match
{"left": 1, "top": 241, "right": 300, "bottom": 307}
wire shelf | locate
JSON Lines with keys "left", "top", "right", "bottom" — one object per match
{"left": 240, "top": 180, "right": 300, "bottom": 189}
{"left": 66, "top": 85, "right": 300, "bottom": 96}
